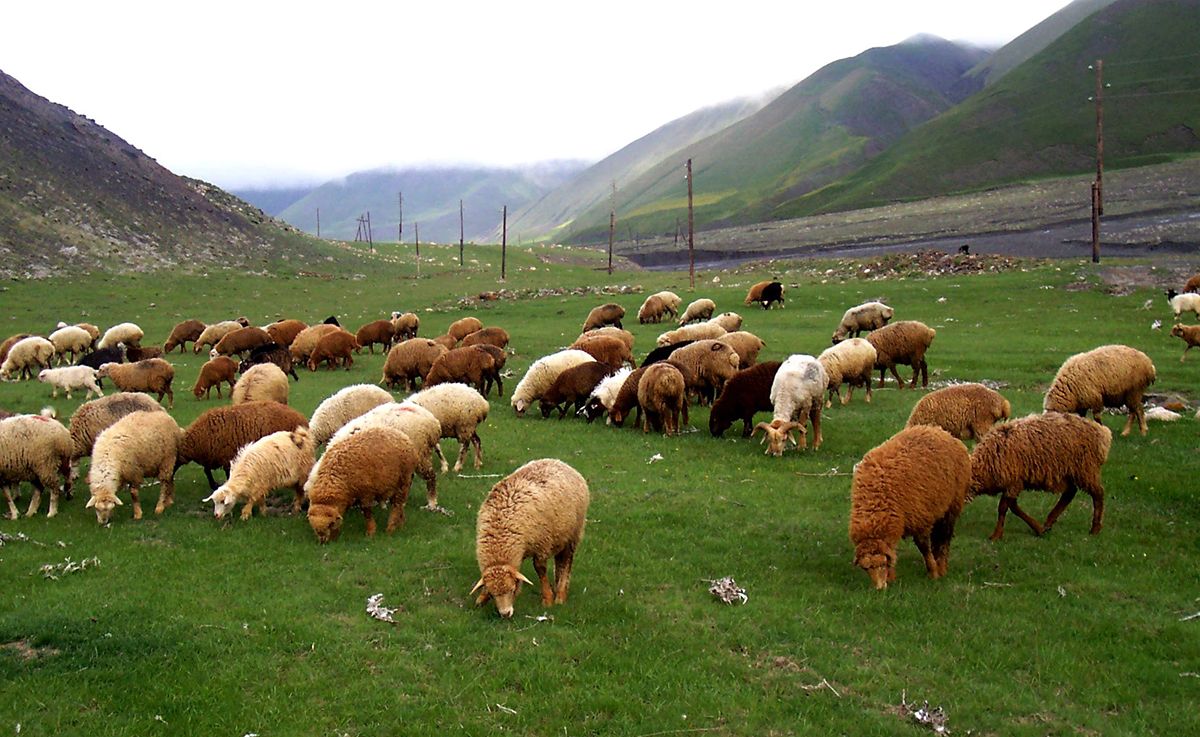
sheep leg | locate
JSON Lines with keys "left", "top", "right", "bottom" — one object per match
{"left": 1041, "top": 487, "right": 1078, "bottom": 534}
{"left": 553, "top": 546, "right": 576, "bottom": 604}
{"left": 385, "top": 478, "right": 410, "bottom": 534}
{"left": 1006, "top": 496, "right": 1044, "bottom": 537}
{"left": 1132, "top": 395, "right": 1148, "bottom": 436}
{"left": 155, "top": 471, "right": 175, "bottom": 515}
{"left": 930, "top": 514, "right": 956, "bottom": 578}
{"left": 24, "top": 481, "right": 43, "bottom": 518}
{"left": 292, "top": 484, "right": 305, "bottom": 514}
{"left": 989, "top": 496, "right": 1013, "bottom": 541}
{"left": 1085, "top": 482, "right": 1105, "bottom": 535}
{"left": 811, "top": 407, "right": 823, "bottom": 450}
{"left": 912, "top": 533, "right": 939, "bottom": 578}
{"left": 418, "top": 459, "right": 439, "bottom": 510}
{"left": 453, "top": 436, "right": 470, "bottom": 473}
{"left": 129, "top": 484, "right": 143, "bottom": 520}
{"left": 471, "top": 432, "right": 484, "bottom": 470}
{"left": 433, "top": 442, "right": 450, "bottom": 474}
{"left": 3, "top": 486, "right": 19, "bottom": 520}
{"left": 362, "top": 504, "right": 377, "bottom": 536}
{"left": 532, "top": 557, "right": 554, "bottom": 606}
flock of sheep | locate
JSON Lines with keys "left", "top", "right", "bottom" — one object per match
{"left": 0, "top": 272, "right": 1188, "bottom": 614}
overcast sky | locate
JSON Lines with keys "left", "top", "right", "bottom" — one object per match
{"left": 3, "top": 1, "right": 1072, "bottom": 189}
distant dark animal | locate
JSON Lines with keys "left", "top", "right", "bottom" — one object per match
{"left": 239, "top": 342, "right": 300, "bottom": 381}
{"left": 78, "top": 346, "right": 126, "bottom": 387}
{"left": 639, "top": 340, "right": 694, "bottom": 368}
{"left": 323, "top": 316, "right": 341, "bottom": 327}
{"left": 758, "top": 282, "right": 785, "bottom": 310}
{"left": 958, "top": 244, "right": 970, "bottom": 255}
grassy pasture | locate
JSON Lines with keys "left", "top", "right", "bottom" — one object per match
{"left": 1, "top": 244, "right": 1197, "bottom": 736}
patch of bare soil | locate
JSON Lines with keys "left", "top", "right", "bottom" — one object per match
{"left": 1, "top": 639, "right": 60, "bottom": 660}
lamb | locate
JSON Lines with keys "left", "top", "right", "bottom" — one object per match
{"left": 0, "top": 412, "right": 72, "bottom": 519}
{"left": 194, "top": 320, "right": 247, "bottom": 354}
{"left": 461, "top": 327, "right": 511, "bottom": 350}
{"left": 664, "top": 339, "right": 741, "bottom": 405}
{"left": 448, "top": 316, "right": 484, "bottom": 343}
{"left": 637, "top": 362, "right": 687, "bottom": 436}
{"left": 849, "top": 425, "right": 970, "bottom": 589}
{"left": 211, "top": 326, "right": 272, "bottom": 359}
{"left": 906, "top": 383, "right": 1011, "bottom": 441}
{"left": 67, "top": 393, "right": 165, "bottom": 463}
{"left": 581, "top": 303, "right": 625, "bottom": 332}
{"left": 678, "top": 298, "right": 716, "bottom": 325}
{"left": 743, "top": 280, "right": 774, "bottom": 305}
{"left": 866, "top": 320, "right": 935, "bottom": 389}
{"left": 390, "top": 312, "right": 420, "bottom": 340}
{"left": 817, "top": 338, "right": 877, "bottom": 408}
{"left": 265, "top": 318, "right": 308, "bottom": 347}
{"left": 832, "top": 301, "right": 894, "bottom": 343}
{"left": 96, "top": 322, "right": 144, "bottom": 350}
{"left": 288, "top": 323, "right": 341, "bottom": 363}
{"left": 578, "top": 367, "right": 632, "bottom": 422}
{"left": 0, "top": 334, "right": 33, "bottom": 366}
{"left": 1170, "top": 323, "right": 1200, "bottom": 361}
{"left": 640, "top": 340, "right": 694, "bottom": 367}
{"left": 539, "top": 361, "right": 613, "bottom": 418}
{"left": 125, "top": 345, "right": 164, "bottom": 362}
{"left": 1166, "top": 289, "right": 1200, "bottom": 320}
{"left": 709, "top": 361, "right": 782, "bottom": 438}
{"left": 511, "top": 349, "right": 594, "bottom": 416}
{"left": 1043, "top": 344, "right": 1156, "bottom": 436}
{"left": 407, "top": 383, "right": 490, "bottom": 472}
{"left": 471, "top": 458, "right": 589, "bottom": 618}
{"left": 424, "top": 346, "right": 499, "bottom": 395}
{"left": 37, "top": 366, "right": 103, "bottom": 400}
{"left": 707, "top": 312, "right": 743, "bottom": 332}
{"left": 970, "top": 412, "right": 1112, "bottom": 540}
{"left": 48, "top": 325, "right": 93, "bottom": 364}
{"left": 177, "top": 401, "right": 308, "bottom": 489}
{"left": 308, "top": 330, "right": 359, "bottom": 371}
{"left": 1, "top": 336, "right": 55, "bottom": 380}
{"left": 96, "top": 358, "right": 175, "bottom": 408}
{"left": 203, "top": 427, "right": 315, "bottom": 519}
{"left": 637, "top": 294, "right": 670, "bottom": 324}
{"left": 656, "top": 322, "right": 726, "bottom": 347}
{"left": 355, "top": 319, "right": 396, "bottom": 354}
{"left": 717, "top": 331, "right": 765, "bottom": 369}
{"left": 238, "top": 342, "right": 299, "bottom": 381}
{"left": 193, "top": 356, "right": 239, "bottom": 399}
{"left": 309, "top": 384, "right": 395, "bottom": 446}
{"left": 571, "top": 334, "right": 635, "bottom": 371}
{"left": 755, "top": 354, "right": 827, "bottom": 455}
{"left": 306, "top": 426, "right": 418, "bottom": 543}
{"left": 382, "top": 338, "right": 449, "bottom": 392}
{"left": 231, "top": 363, "right": 290, "bottom": 405}
{"left": 85, "top": 410, "right": 182, "bottom": 524}
{"left": 163, "top": 319, "right": 206, "bottom": 353}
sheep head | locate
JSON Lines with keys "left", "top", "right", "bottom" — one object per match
{"left": 203, "top": 487, "right": 234, "bottom": 519}
{"left": 471, "top": 565, "right": 535, "bottom": 619}
{"left": 513, "top": 398, "right": 529, "bottom": 416}
{"left": 853, "top": 539, "right": 897, "bottom": 590}
{"left": 753, "top": 420, "right": 804, "bottom": 457}
{"left": 95, "top": 363, "right": 117, "bottom": 380}
{"left": 85, "top": 492, "right": 122, "bottom": 525}
{"left": 307, "top": 503, "right": 343, "bottom": 543}
{"left": 1171, "top": 323, "right": 1185, "bottom": 337}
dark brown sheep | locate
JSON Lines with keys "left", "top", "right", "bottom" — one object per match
{"left": 424, "top": 346, "right": 497, "bottom": 395}
{"left": 164, "top": 320, "right": 205, "bottom": 353}
{"left": 192, "top": 356, "right": 238, "bottom": 399}
{"left": 289, "top": 324, "right": 341, "bottom": 363}
{"left": 124, "top": 345, "right": 164, "bottom": 362}
{"left": 432, "top": 334, "right": 458, "bottom": 351}
{"left": 177, "top": 401, "right": 308, "bottom": 490}
{"left": 461, "top": 327, "right": 510, "bottom": 350}
{"left": 471, "top": 344, "right": 507, "bottom": 396}
{"left": 239, "top": 342, "right": 299, "bottom": 382}
{"left": 308, "top": 331, "right": 359, "bottom": 371}
{"left": 390, "top": 312, "right": 420, "bottom": 340}
{"left": 539, "top": 361, "right": 613, "bottom": 418}
{"left": 709, "top": 361, "right": 782, "bottom": 437}
{"left": 355, "top": 319, "right": 396, "bottom": 354}
{"left": 609, "top": 366, "right": 648, "bottom": 427}
{"left": 572, "top": 335, "right": 635, "bottom": 371}
{"left": 1185, "top": 274, "right": 1200, "bottom": 293}
{"left": 582, "top": 303, "right": 625, "bottom": 332}
{"left": 212, "top": 327, "right": 272, "bottom": 359}
{"left": 265, "top": 319, "right": 308, "bottom": 347}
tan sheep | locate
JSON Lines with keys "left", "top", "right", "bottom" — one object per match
{"left": 678, "top": 298, "right": 716, "bottom": 326}
{"left": 203, "top": 427, "right": 315, "bottom": 519}
{"left": 906, "top": 383, "right": 1010, "bottom": 441}
{"left": 288, "top": 323, "right": 342, "bottom": 363}
{"left": 717, "top": 331, "right": 765, "bottom": 369}
{"left": 309, "top": 384, "right": 395, "bottom": 446}
{"left": 86, "top": 410, "right": 182, "bottom": 524}
{"left": 193, "top": 320, "right": 247, "bottom": 354}
{"left": 637, "top": 294, "right": 670, "bottom": 324}
{"left": 265, "top": 319, "right": 308, "bottom": 347}
{"left": 818, "top": 337, "right": 877, "bottom": 408}
{"left": 68, "top": 393, "right": 166, "bottom": 462}
{"left": 408, "top": 383, "right": 490, "bottom": 472}
{"left": 0, "top": 336, "right": 55, "bottom": 380}
{"left": 0, "top": 412, "right": 72, "bottom": 519}
{"left": 1042, "top": 344, "right": 1156, "bottom": 437}
{"left": 664, "top": 339, "right": 741, "bottom": 405}
{"left": 656, "top": 321, "right": 726, "bottom": 347}
{"left": 49, "top": 325, "right": 94, "bottom": 365}
{"left": 164, "top": 319, "right": 206, "bottom": 353}
{"left": 571, "top": 334, "right": 635, "bottom": 371}
{"left": 0, "top": 334, "right": 33, "bottom": 366}
{"left": 96, "top": 358, "right": 175, "bottom": 408}
{"left": 306, "top": 426, "right": 418, "bottom": 543}
{"left": 448, "top": 316, "right": 484, "bottom": 343}
{"left": 866, "top": 320, "right": 935, "bottom": 389}
{"left": 211, "top": 326, "right": 272, "bottom": 358}
{"left": 472, "top": 458, "right": 589, "bottom": 618}
{"left": 707, "top": 312, "right": 743, "bottom": 332}
{"left": 192, "top": 356, "right": 239, "bottom": 399}
{"left": 461, "top": 327, "right": 511, "bottom": 350}
{"left": 652, "top": 291, "right": 681, "bottom": 318}
{"left": 97, "top": 322, "right": 143, "bottom": 350}
{"left": 573, "top": 327, "right": 634, "bottom": 352}
{"left": 832, "top": 301, "right": 894, "bottom": 343}
{"left": 1171, "top": 323, "right": 1200, "bottom": 361}
{"left": 582, "top": 303, "right": 625, "bottom": 332}
{"left": 637, "top": 363, "right": 687, "bottom": 436}
{"left": 849, "top": 425, "right": 970, "bottom": 589}
{"left": 232, "top": 363, "right": 290, "bottom": 405}
{"left": 382, "top": 338, "right": 449, "bottom": 392}
{"left": 390, "top": 312, "right": 420, "bottom": 340}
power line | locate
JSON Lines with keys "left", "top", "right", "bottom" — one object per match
{"left": 1104, "top": 51, "right": 1200, "bottom": 67}
{"left": 1107, "top": 74, "right": 1200, "bottom": 87}
{"left": 1107, "top": 87, "right": 1200, "bottom": 100}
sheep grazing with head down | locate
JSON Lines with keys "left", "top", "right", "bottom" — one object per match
{"left": 239, "top": 342, "right": 299, "bottom": 382}
{"left": 211, "top": 326, "right": 272, "bottom": 359}
{"left": 572, "top": 334, "right": 635, "bottom": 371}
{"left": 1170, "top": 323, "right": 1200, "bottom": 362}
{"left": 1184, "top": 275, "right": 1200, "bottom": 293}
{"left": 288, "top": 324, "right": 341, "bottom": 364}
{"left": 0, "top": 334, "right": 33, "bottom": 367}
{"left": 96, "top": 358, "right": 175, "bottom": 408}
{"left": 717, "top": 331, "right": 765, "bottom": 369}
{"left": 866, "top": 320, "right": 935, "bottom": 389}
{"left": 390, "top": 312, "right": 420, "bottom": 341}
{"left": 651, "top": 291, "right": 681, "bottom": 318}
{"left": 539, "top": 361, "right": 613, "bottom": 419}
{"left": 177, "top": 401, "right": 309, "bottom": 490}
{"left": 744, "top": 280, "right": 774, "bottom": 306}
{"left": 37, "top": 366, "right": 103, "bottom": 400}
{"left": 462, "top": 327, "right": 510, "bottom": 350}
{"left": 193, "top": 356, "right": 238, "bottom": 399}
{"left": 665, "top": 339, "right": 741, "bottom": 405}
{"left": 817, "top": 338, "right": 876, "bottom": 408}
{"left": 656, "top": 322, "right": 726, "bottom": 347}
{"left": 306, "top": 426, "right": 419, "bottom": 543}
{"left": 511, "top": 349, "right": 594, "bottom": 416}
{"left": 849, "top": 425, "right": 970, "bottom": 589}
{"left": 68, "top": 393, "right": 165, "bottom": 465}
{"left": 755, "top": 354, "right": 827, "bottom": 456}
{"left": 606, "top": 366, "right": 648, "bottom": 427}
{"left": 1042, "top": 344, "right": 1156, "bottom": 437}
{"left": 758, "top": 282, "right": 785, "bottom": 309}
{"left": 49, "top": 325, "right": 94, "bottom": 365}
{"left": 125, "top": 345, "right": 164, "bottom": 362}
{"left": 1166, "top": 289, "right": 1200, "bottom": 321}
{"left": 573, "top": 326, "right": 634, "bottom": 353}
{"left": 582, "top": 303, "right": 625, "bottom": 332}
{"left": 907, "top": 383, "right": 1010, "bottom": 441}
{"left": 970, "top": 412, "right": 1112, "bottom": 540}
{"left": 97, "top": 322, "right": 143, "bottom": 350}
{"left": 382, "top": 338, "right": 449, "bottom": 392}
{"left": 231, "top": 363, "right": 290, "bottom": 405}
{"left": 640, "top": 340, "right": 694, "bottom": 368}
{"left": 194, "top": 320, "right": 247, "bottom": 355}
{"left": 678, "top": 298, "right": 716, "bottom": 326}
{"left": 472, "top": 458, "right": 589, "bottom": 618}
{"left": 163, "top": 319, "right": 206, "bottom": 354}
{"left": 0, "top": 411, "right": 72, "bottom": 519}
{"left": 448, "top": 316, "right": 484, "bottom": 343}
{"left": 832, "top": 301, "right": 894, "bottom": 343}
{"left": 204, "top": 427, "right": 315, "bottom": 520}
{"left": 709, "top": 361, "right": 782, "bottom": 438}
{"left": 86, "top": 410, "right": 182, "bottom": 524}
{"left": 637, "top": 363, "right": 687, "bottom": 436}
{"left": 408, "top": 383, "right": 490, "bottom": 473}
{"left": 578, "top": 367, "right": 631, "bottom": 423}
{"left": 424, "top": 346, "right": 500, "bottom": 395}
{"left": 355, "top": 319, "right": 396, "bottom": 355}
{"left": 638, "top": 294, "right": 670, "bottom": 324}
{"left": 308, "top": 330, "right": 359, "bottom": 371}
{"left": 309, "top": 384, "right": 395, "bottom": 447}
{"left": 707, "top": 312, "right": 743, "bottom": 332}
{"left": 1, "top": 336, "right": 55, "bottom": 381}
{"left": 265, "top": 319, "right": 308, "bottom": 347}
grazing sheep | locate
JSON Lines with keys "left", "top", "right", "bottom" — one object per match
{"left": 193, "top": 356, "right": 239, "bottom": 399}
{"left": 75, "top": 323, "right": 102, "bottom": 345}
{"left": 758, "top": 281, "right": 785, "bottom": 310}
{"left": 866, "top": 320, "right": 935, "bottom": 389}
{"left": 607, "top": 366, "right": 649, "bottom": 427}
{"left": 717, "top": 331, "right": 765, "bottom": 369}
{"left": 1185, "top": 275, "right": 1200, "bottom": 293}
{"left": 432, "top": 334, "right": 458, "bottom": 351}
{"left": 306, "top": 426, "right": 418, "bottom": 543}
{"left": 231, "top": 363, "right": 289, "bottom": 405}
{"left": 907, "top": 383, "right": 1010, "bottom": 441}
{"left": 177, "top": 401, "right": 308, "bottom": 490}
{"left": 1, "top": 336, "right": 55, "bottom": 380}
{"left": 756, "top": 354, "right": 827, "bottom": 455}
{"left": 1166, "top": 289, "right": 1200, "bottom": 320}
{"left": 238, "top": 342, "right": 299, "bottom": 382}
{"left": 408, "top": 383, "right": 490, "bottom": 473}
{"left": 382, "top": 338, "right": 449, "bottom": 392}
{"left": 651, "top": 291, "right": 682, "bottom": 318}
{"left": 67, "top": 393, "right": 166, "bottom": 463}
{"left": 125, "top": 345, "right": 164, "bottom": 362}
{"left": 194, "top": 320, "right": 247, "bottom": 354}
{"left": 96, "top": 359, "right": 175, "bottom": 408}
{"left": 638, "top": 294, "right": 670, "bottom": 324}
{"left": 511, "top": 349, "right": 594, "bottom": 416}
{"left": 163, "top": 319, "right": 206, "bottom": 353}
{"left": 0, "top": 334, "right": 33, "bottom": 366}
{"left": 707, "top": 312, "right": 743, "bottom": 332}
{"left": 310, "top": 384, "right": 395, "bottom": 446}
{"left": 744, "top": 280, "right": 774, "bottom": 305}
{"left": 637, "top": 363, "right": 687, "bottom": 436}
{"left": 709, "top": 361, "right": 782, "bottom": 438}
{"left": 817, "top": 338, "right": 877, "bottom": 408}
{"left": 37, "top": 366, "right": 103, "bottom": 400}
{"left": 390, "top": 312, "right": 420, "bottom": 340}
{"left": 0, "top": 412, "right": 72, "bottom": 519}
{"left": 656, "top": 322, "right": 726, "bottom": 347}
{"left": 640, "top": 340, "right": 695, "bottom": 368}
{"left": 832, "top": 301, "right": 894, "bottom": 343}
{"left": 204, "top": 427, "right": 315, "bottom": 519}
{"left": 425, "top": 346, "right": 498, "bottom": 395}
{"left": 665, "top": 339, "right": 741, "bottom": 405}
{"left": 1043, "top": 344, "right": 1156, "bottom": 437}
{"left": 77, "top": 346, "right": 125, "bottom": 377}
{"left": 86, "top": 410, "right": 182, "bottom": 524}
{"left": 288, "top": 323, "right": 342, "bottom": 363}
{"left": 582, "top": 303, "right": 625, "bottom": 332}
{"left": 849, "top": 425, "right": 970, "bottom": 589}
{"left": 578, "top": 367, "right": 632, "bottom": 423}
{"left": 97, "top": 322, "right": 143, "bottom": 350}
{"left": 970, "top": 412, "right": 1112, "bottom": 540}
{"left": 49, "top": 325, "right": 93, "bottom": 365}
{"left": 539, "top": 361, "right": 613, "bottom": 418}
{"left": 678, "top": 298, "right": 716, "bottom": 326}
{"left": 308, "top": 330, "right": 359, "bottom": 371}
{"left": 211, "top": 326, "right": 272, "bottom": 359}
{"left": 355, "top": 319, "right": 396, "bottom": 354}
{"left": 264, "top": 319, "right": 308, "bottom": 347}
{"left": 572, "top": 334, "right": 635, "bottom": 371}
{"left": 473, "top": 344, "right": 508, "bottom": 397}
{"left": 1170, "top": 323, "right": 1200, "bottom": 361}
{"left": 472, "top": 458, "right": 589, "bottom": 618}
{"left": 448, "top": 316, "right": 484, "bottom": 343}
{"left": 573, "top": 326, "right": 634, "bottom": 352}
{"left": 461, "top": 327, "right": 511, "bottom": 350}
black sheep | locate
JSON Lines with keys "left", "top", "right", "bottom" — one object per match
{"left": 709, "top": 361, "right": 782, "bottom": 437}
{"left": 77, "top": 345, "right": 126, "bottom": 388}
{"left": 639, "top": 340, "right": 695, "bottom": 368}
{"left": 239, "top": 342, "right": 300, "bottom": 381}
{"left": 759, "top": 282, "right": 785, "bottom": 310}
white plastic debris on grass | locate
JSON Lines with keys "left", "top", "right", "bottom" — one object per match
{"left": 708, "top": 576, "right": 747, "bottom": 605}
{"left": 1146, "top": 406, "right": 1182, "bottom": 422}
{"left": 366, "top": 593, "right": 398, "bottom": 623}
{"left": 899, "top": 691, "right": 949, "bottom": 734}
{"left": 1151, "top": 319, "right": 1162, "bottom": 330}
{"left": 647, "top": 453, "right": 664, "bottom": 464}
{"left": 39, "top": 557, "right": 100, "bottom": 580}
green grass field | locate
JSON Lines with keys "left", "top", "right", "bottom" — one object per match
{"left": 1, "top": 244, "right": 1197, "bottom": 736}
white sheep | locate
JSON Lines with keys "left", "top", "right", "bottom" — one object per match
{"left": 308, "top": 384, "right": 395, "bottom": 446}
{"left": 86, "top": 410, "right": 183, "bottom": 524}
{"left": 510, "top": 349, "right": 594, "bottom": 416}
{"left": 0, "top": 411, "right": 73, "bottom": 519}
{"left": 1, "top": 336, "right": 55, "bottom": 381}
{"left": 756, "top": 354, "right": 828, "bottom": 455}
{"left": 96, "top": 322, "right": 144, "bottom": 350}
{"left": 37, "top": 366, "right": 104, "bottom": 400}
{"left": 707, "top": 312, "right": 743, "bottom": 332}
{"left": 817, "top": 338, "right": 877, "bottom": 408}
{"left": 832, "top": 301, "right": 894, "bottom": 342}
{"left": 408, "top": 382, "right": 490, "bottom": 472}
{"left": 580, "top": 366, "right": 632, "bottom": 422}
{"left": 1166, "top": 289, "right": 1200, "bottom": 320}
{"left": 678, "top": 298, "right": 716, "bottom": 325}
{"left": 655, "top": 322, "right": 727, "bottom": 347}
{"left": 231, "top": 363, "right": 290, "bottom": 405}
{"left": 203, "top": 427, "right": 315, "bottom": 520}
{"left": 48, "top": 325, "right": 93, "bottom": 364}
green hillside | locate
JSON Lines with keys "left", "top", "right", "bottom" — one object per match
{"left": 780, "top": 0, "right": 1200, "bottom": 217}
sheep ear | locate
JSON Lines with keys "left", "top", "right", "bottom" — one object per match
{"left": 85, "top": 496, "right": 96, "bottom": 508}
{"left": 469, "top": 577, "right": 485, "bottom": 596}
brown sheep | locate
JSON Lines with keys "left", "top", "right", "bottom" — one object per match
{"left": 289, "top": 324, "right": 342, "bottom": 363}
{"left": 212, "top": 327, "right": 272, "bottom": 359}
{"left": 448, "top": 316, "right": 484, "bottom": 343}
{"left": 471, "top": 344, "right": 507, "bottom": 397}
{"left": 355, "top": 319, "right": 395, "bottom": 355}
{"left": 193, "top": 321, "right": 246, "bottom": 354}
{"left": 265, "top": 319, "right": 308, "bottom": 347}
{"left": 382, "top": 338, "right": 449, "bottom": 392}
{"left": 308, "top": 331, "right": 359, "bottom": 371}
{"left": 581, "top": 303, "right": 625, "bottom": 332}
{"left": 192, "top": 356, "right": 238, "bottom": 399}
{"left": 1185, "top": 274, "right": 1200, "bottom": 293}
{"left": 472, "top": 458, "right": 589, "bottom": 618}
{"left": 572, "top": 334, "right": 635, "bottom": 371}
{"left": 656, "top": 322, "right": 726, "bottom": 347}
{"left": 1042, "top": 344, "right": 1156, "bottom": 437}
{"left": 306, "top": 426, "right": 418, "bottom": 543}
{"left": 717, "top": 331, "right": 765, "bottom": 369}
{"left": 638, "top": 294, "right": 669, "bottom": 324}
{"left": 849, "top": 425, "right": 970, "bottom": 589}
{"left": 390, "top": 312, "right": 420, "bottom": 340}
{"left": 866, "top": 320, "right": 935, "bottom": 389}
{"left": 1170, "top": 323, "right": 1200, "bottom": 361}
{"left": 238, "top": 343, "right": 299, "bottom": 382}
{"left": 665, "top": 339, "right": 741, "bottom": 405}
{"left": 125, "top": 345, "right": 164, "bottom": 362}
{"left": 232, "top": 363, "right": 289, "bottom": 405}
{"left": 708, "top": 361, "right": 782, "bottom": 438}
{"left": 96, "top": 359, "right": 175, "bottom": 408}
{"left": 539, "top": 361, "right": 613, "bottom": 418}
{"left": 432, "top": 334, "right": 458, "bottom": 350}
{"left": 744, "top": 280, "right": 774, "bottom": 305}
{"left": 177, "top": 401, "right": 308, "bottom": 490}
{"left": 164, "top": 320, "right": 205, "bottom": 353}
{"left": 678, "top": 298, "right": 716, "bottom": 326}
{"left": 970, "top": 412, "right": 1112, "bottom": 540}
{"left": 0, "top": 334, "right": 32, "bottom": 367}
{"left": 608, "top": 366, "right": 648, "bottom": 427}
{"left": 573, "top": 326, "right": 634, "bottom": 352}
{"left": 637, "top": 363, "right": 687, "bottom": 436}
{"left": 907, "top": 383, "right": 1010, "bottom": 441}
{"left": 425, "top": 346, "right": 497, "bottom": 395}
{"left": 461, "top": 326, "right": 511, "bottom": 350}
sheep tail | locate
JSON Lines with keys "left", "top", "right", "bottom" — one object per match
{"left": 40, "top": 406, "right": 57, "bottom": 419}
{"left": 289, "top": 427, "right": 310, "bottom": 448}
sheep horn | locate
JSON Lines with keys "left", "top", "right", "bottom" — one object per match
{"left": 469, "top": 578, "right": 485, "bottom": 596}
{"left": 514, "top": 570, "right": 535, "bottom": 587}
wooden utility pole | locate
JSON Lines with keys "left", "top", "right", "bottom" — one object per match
{"left": 415, "top": 222, "right": 420, "bottom": 278}
{"left": 686, "top": 158, "right": 695, "bottom": 291}
{"left": 459, "top": 199, "right": 465, "bottom": 266}
{"left": 316, "top": 208, "right": 320, "bottom": 238}
{"left": 608, "top": 182, "right": 616, "bottom": 276}
{"left": 674, "top": 216, "right": 679, "bottom": 247}
{"left": 398, "top": 192, "right": 403, "bottom": 242}
{"left": 501, "top": 205, "right": 507, "bottom": 281}
{"left": 366, "top": 211, "right": 374, "bottom": 251}
{"left": 1090, "top": 59, "right": 1104, "bottom": 263}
